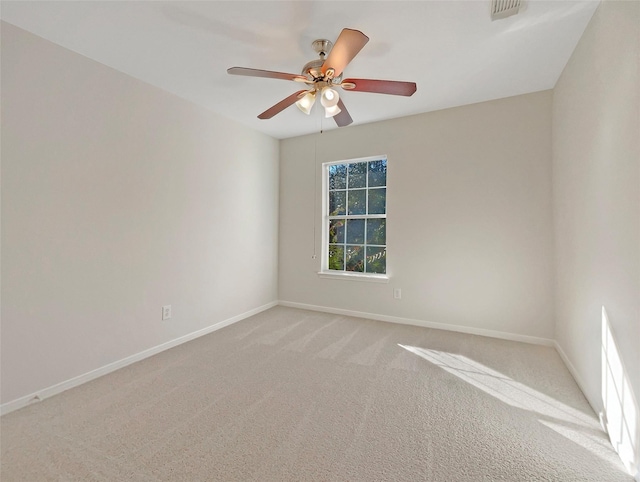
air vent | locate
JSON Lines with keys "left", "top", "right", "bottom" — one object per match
{"left": 491, "top": 0, "right": 521, "bottom": 20}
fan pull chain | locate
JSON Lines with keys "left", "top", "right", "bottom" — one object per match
{"left": 312, "top": 135, "right": 318, "bottom": 259}
{"left": 312, "top": 107, "right": 324, "bottom": 260}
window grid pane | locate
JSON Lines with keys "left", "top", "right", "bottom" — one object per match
{"left": 325, "top": 158, "right": 387, "bottom": 275}
{"left": 365, "top": 246, "right": 386, "bottom": 274}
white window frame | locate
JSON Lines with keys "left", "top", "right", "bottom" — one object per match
{"left": 319, "top": 155, "right": 389, "bottom": 283}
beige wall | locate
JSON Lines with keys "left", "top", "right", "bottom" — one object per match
{"left": 279, "top": 91, "right": 555, "bottom": 341}
{"left": 552, "top": 0, "right": 639, "bottom": 475}
{"left": 4, "top": 6, "right": 638, "bottom": 474}
{"left": 1, "top": 23, "right": 279, "bottom": 404}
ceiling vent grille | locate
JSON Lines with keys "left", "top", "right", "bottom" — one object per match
{"left": 491, "top": 0, "right": 521, "bottom": 20}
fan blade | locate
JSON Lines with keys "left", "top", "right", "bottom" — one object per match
{"left": 228, "top": 67, "right": 308, "bottom": 83}
{"left": 333, "top": 99, "right": 353, "bottom": 127}
{"left": 341, "top": 78, "right": 417, "bottom": 96}
{"left": 258, "top": 90, "right": 307, "bottom": 119}
{"left": 321, "top": 28, "right": 369, "bottom": 78}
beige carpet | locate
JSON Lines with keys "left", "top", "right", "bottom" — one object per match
{"left": 1, "top": 306, "right": 632, "bottom": 481}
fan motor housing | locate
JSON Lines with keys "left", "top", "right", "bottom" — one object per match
{"left": 302, "top": 39, "right": 342, "bottom": 83}
{"left": 301, "top": 58, "right": 324, "bottom": 80}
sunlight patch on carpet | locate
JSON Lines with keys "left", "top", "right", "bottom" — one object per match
{"left": 399, "top": 343, "right": 620, "bottom": 468}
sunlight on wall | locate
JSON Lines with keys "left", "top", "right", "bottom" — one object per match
{"left": 601, "top": 306, "right": 639, "bottom": 476}
{"left": 399, "top": 343, "right": 623, "bottom": 469}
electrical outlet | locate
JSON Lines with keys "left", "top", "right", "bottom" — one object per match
{"left": 162, "top": 305, "right": 172, "bottom": 320}
{"left": 394, "top": 288, "right": 402, "bottom": 299}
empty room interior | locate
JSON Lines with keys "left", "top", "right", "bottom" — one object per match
{"left": 1, "top": 1, "right": 639, "bottom": 480}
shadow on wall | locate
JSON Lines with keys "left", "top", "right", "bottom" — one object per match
{"left": 601, "top": 306, "right": 639, "bottom": 477}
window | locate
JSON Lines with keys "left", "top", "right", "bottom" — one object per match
{"left": 322, "top": 156, "right": 387, "bottom": 279}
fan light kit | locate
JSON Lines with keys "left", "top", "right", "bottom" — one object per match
{"left": 319, "top": 87, "right": 341, "bottom": 118}
{"left": 295, "top": 91, "right": 316, "bottom": 115}
{"left": 228, "top": 28, "right": 417, "bottom": 127}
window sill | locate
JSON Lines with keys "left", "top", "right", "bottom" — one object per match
{"left": 317, "top": 271, "right": 390, "bottom": 283}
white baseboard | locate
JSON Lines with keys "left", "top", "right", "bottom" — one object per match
{"left": 278, "top": 300, "right": 555, "bottom": 347}
{"left": 553, "top": 340, "right": 600, "bottom": 414}
{"left": 0, "top": 301, "right": 278, "bottom": 416}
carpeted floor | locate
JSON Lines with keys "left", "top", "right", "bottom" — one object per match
{"left": 0, "top": 306, "right": 632, "bottom": 481}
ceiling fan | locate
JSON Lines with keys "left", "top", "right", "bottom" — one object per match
{"left": 228, "top": 28, "right": 417, "bottom": 127}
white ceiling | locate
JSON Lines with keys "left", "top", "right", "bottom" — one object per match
{"left": 1, "top": 1, "right": 598, "bottom": 139}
